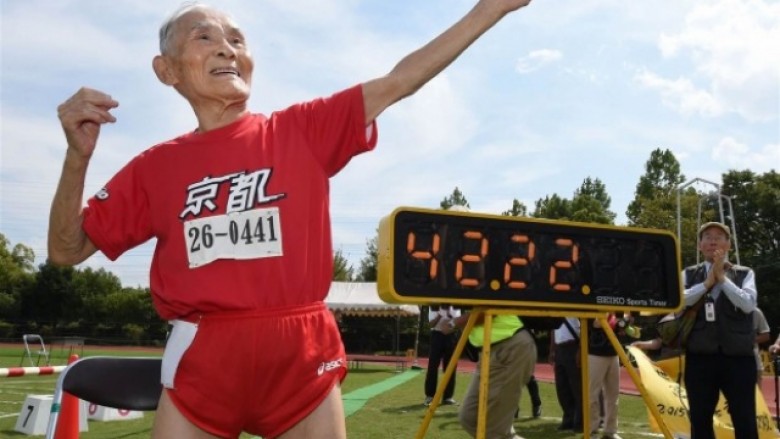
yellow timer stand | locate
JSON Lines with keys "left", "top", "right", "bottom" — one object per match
{"left": 375, "top": 207, "right": 684, "bottom": 439}
{"left": 416, "top": 307, "right": 675, "bottom": 439}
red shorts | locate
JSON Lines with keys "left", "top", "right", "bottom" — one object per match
{"left": 165, "top": 302, "right": 347, "bottom": 438}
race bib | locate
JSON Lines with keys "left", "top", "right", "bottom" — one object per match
{"left": 184, "top": 207, "right": 283, "bottom": 268}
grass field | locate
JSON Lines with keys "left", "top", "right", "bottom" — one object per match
{"left": 1, "top": 346, "right": 659, "bottom": 438}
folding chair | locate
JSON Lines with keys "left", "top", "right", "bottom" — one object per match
{"left": 44, "top": 356, "right": 163, "bottom": 439}
{"left": 20, "top": 334, "right": 50, "bottom": 366}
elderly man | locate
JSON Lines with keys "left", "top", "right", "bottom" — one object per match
{"left": 682, "top": 222, "right": 758, "bottom": 439}
{"left": 49, "top": 1, "right": 534, "bottom": 438}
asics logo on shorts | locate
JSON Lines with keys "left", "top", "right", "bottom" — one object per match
{"left": 317, "top": 359, "right": 344, "bottom": 376}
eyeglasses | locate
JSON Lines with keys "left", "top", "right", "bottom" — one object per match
{"left": 701, "top": 234, "right": 728, "bottom": 242}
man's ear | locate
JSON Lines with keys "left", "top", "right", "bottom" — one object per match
{"left": 153, "top": 55, "right": 176, "bottom": 86}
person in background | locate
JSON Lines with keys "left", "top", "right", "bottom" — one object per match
{"left": 424, "top": 304, "right": 461, "bottom": 406}
{"left": 767, "top": 328, "right": 780, "bottom": 380}
{"left": 683, "top": 222, "right": 758, "bottom": 439}
{"left": 768, "top": 331, "right": 780, "bottom": 356}
{"left": 448, "top": 310, "right": 536, "bottom": 439}
{"left": 549, "top": 317, "right": 583, "bottom": 432}
{"left": 515, "top": 375, "right": 542, "bottom": 419}
{"left": 586, "top": 314, "right": 622, "bottom": 439}
{"left": 753, "top": 307, "right": 771, "bottom": 386}
{"left": 48, "top": 1, "right": 536, "bottom": 437}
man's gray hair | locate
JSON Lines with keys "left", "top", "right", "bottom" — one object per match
{"left": 158, "top": 1, "right": 207, "bottom": 54}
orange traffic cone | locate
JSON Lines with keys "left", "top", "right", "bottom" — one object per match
{"left": 55, "top": 354, "right": 80, "bottom": 439}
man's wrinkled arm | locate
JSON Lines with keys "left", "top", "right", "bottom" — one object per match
{"left": 362, "top": 0, "right": 531, "bottom": 124}
{"left": 48, "top": 150, "right": 98, "bottom": 266}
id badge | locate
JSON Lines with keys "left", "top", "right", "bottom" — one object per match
{"left": 704, "top": 302, "right": 716, "bottom": 322}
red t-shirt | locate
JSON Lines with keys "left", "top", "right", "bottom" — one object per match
{"left": 82, "top": 85, "right": 377, "bottom": 320}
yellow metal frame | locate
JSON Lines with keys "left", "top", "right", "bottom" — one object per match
{"left": 415, "top": 307, "right": 675, "bottom": 439}
{"left": 377, "top": 206, "right": 681, "bottom": 438}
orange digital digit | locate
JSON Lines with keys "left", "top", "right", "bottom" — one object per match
{"left": 549, "top": 238, "right": 579, "bottom": 292}
{"left": 455, "top": 230, "right": 487, "bottom": 287}
{"left": 406, "top": 231, "right": 440, "bottom": 279}
{"left": 504, "top": 234, "right": 535, "bottom": 289}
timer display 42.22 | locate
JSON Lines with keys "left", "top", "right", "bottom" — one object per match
{"left": 377, "top": 208, "right": 682, "bottom": 312}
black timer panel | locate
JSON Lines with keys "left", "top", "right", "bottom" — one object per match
{"left": 381, "top": 209, "right": 681, "bottom": 311}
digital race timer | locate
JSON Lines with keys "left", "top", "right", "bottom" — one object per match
{"left": 377, "top": 207, "right": 682, "bottom": 313}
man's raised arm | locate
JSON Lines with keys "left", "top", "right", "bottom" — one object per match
{"left": 362, "top": 0, "right": 532, "bottom": 124}
{"left": 48, "top": 87, "right": 117, "bottom": 266}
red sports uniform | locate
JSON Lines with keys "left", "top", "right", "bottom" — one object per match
{"left": 82, "top": 85, "right": 377, "bottom": 438}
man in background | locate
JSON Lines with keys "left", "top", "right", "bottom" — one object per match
{"left": 424, "top": 304, "right": 461, "bottom": 406}
{"left": 549, "top": 317, "right": 583, "bottom": 432}
{"left": 683, "top": 222, "right": 758, "bottom": 439}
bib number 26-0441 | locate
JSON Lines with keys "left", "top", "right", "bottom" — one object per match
{"left": 184, "top": 207, "right": 283, "bottom": 268}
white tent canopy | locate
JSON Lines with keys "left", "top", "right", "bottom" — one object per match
{"left": 325, "top": 282, "right": 419, "bottom": 317}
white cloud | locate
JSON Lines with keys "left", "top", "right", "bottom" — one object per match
{"left": 712, "top": 137, "right": 780, "bottom": 171}
{"left": 515, "top": 49, "right": 563, "bottom": 74}
{"left": 635, "top": 70, "right": 724, "bottom": 117}
{"left": 649, "top": 0, "right": 780, "bottom": 121}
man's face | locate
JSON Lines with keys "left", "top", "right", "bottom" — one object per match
{"left": 698, "top": 227, "right": 731, "bottom": 262}
{"left": 163, "top": 7, "right": 253, "bottom": 104}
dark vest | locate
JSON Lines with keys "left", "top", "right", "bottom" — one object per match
{"left": 588, "top": 320, "right": 618, "bottom": 357}
{"left": 684, "top": 263, "right": 753, "bottom": 356}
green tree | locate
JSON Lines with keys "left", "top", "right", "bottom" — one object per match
{"left": 439, "top": 187, "right": 470, "bottom": 210}
{"left": 722, "top": 170, "right": 780, "bottom": 263}
{"left": 0, "top": 234, "right": 35, "bottom": 321}
{"left": 532, "top": 194, "right": 571, "bottom": 220}
{"left": 333, "top": 249, "right": 354, "bottom": 281}
{"left": 570, "top": 177, "right": 616, "bottom": 224}
{"left": 356, "top": 235, "right": 379, "bottom": 282}
{"left": 626, "top": 148, "right": 685, "bottom": 224}
{"left": 501, "top": 199, "right": 528, "bottom": 217}
{"left": 626, "top": 150, "right": 709, "bottom": 266}
{"left": 531, "top": 177, "right": 615, "bottom": 224}
{"left": 69, "top": 267, "right": 124, "bottom": 328}
{"left": 721, "top": 170, "right": 780, "bottom": 328}
{"left": 21, "top": 262, "right": 77, "bottom": 334}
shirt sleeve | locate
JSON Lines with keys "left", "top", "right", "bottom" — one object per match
{"left": 278, "top": 84, "right": 378, "bottom": 177}
{"left": 721, "top": 268, "right": 757, "bottom": 313}
{"left": 82, "top": 154, "right": 154, "bottom": 260}
{"left": 682, "top": 269, "right": 709, "bottom": 306}
{"left": 755, "top": 309, "right": 771, "bottom": 333}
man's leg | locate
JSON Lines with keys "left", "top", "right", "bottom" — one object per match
{"left": 442, "top": 333, "right": 457, "bottom": 400}
{"left": 152, "top": 390, "right": 222, "bottom": 439}
{"left": 685, "top": 353, "right": 720, "bottom": 439}
{"left": 563, "top": 346, "right": 584, "bottom": 430}
{"left": 602, "top": 356, "right": 620, "bottom": 435}
{"left": 587, "top": 355, "right": 608, "bottom": 434}
{"left": 459, "top": 331, "right": 536, "bottom": 439}
{"left": 278, "top": 384, "right": 347, "bottom": 439}
{"left": 554, "top": 344, "right": 582, "bottom": 428}
{"left": 526, "top": 375, "right": 542, "bottom": 417}
{"left": 425, "top": 331, "right": 445, "bottom": 399}
{"left": 720, "top": 355, "right": 758, "bottom": 439}
{"left": 554, "top": 353, "right": 575, "bottom": 427}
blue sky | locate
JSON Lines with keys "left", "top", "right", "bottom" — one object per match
{"left": 1, "top": 0, "right": 778, "bottom": 288}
